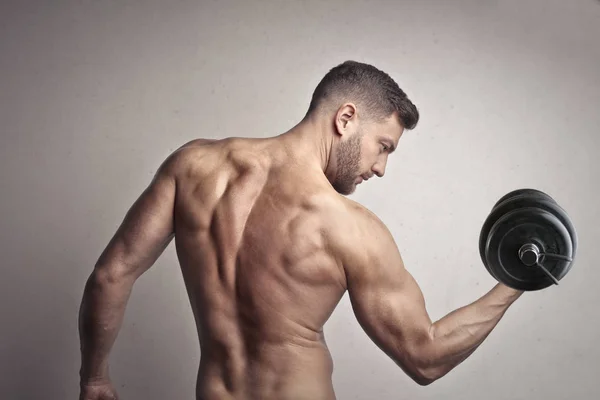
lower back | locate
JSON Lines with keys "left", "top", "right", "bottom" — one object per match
{"left": 196, "top": 340, "right": 336, "bottom": 400}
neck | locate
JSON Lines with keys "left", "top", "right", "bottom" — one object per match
{"left": 273, "top": 115, "right": 334, "bottom": 174}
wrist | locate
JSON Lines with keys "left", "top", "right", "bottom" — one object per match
{"left": 79, "top": 365, "right": 110, "bottom": 385}
{"left": 494, "top": 283, "right": 524, "bottom": 303}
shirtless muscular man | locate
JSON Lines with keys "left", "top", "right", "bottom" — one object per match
{"left": 78, "top": 60, "right": 523, "bottom": 400}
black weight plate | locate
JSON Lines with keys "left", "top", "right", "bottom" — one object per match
{"left": 480, "top": 190, "right": 552, "bottom": 266}
{"left": 481, "top": 190, "right": 556, "bottom": 257}
{"left": 480, "top": 189, "right": 556, "bottom": 281}
{"left": 485, "top": 207, "right": 573, "bottom": 291}
{"left": 486, "top": 207, "right": 573, "bottom": 290}
{"left": 479, "top": 192, "right": 577, "bottom": 268}
{"left": 492, "top": 188, "right": 555, "bottom": 209}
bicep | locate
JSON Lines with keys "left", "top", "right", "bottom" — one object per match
{"left": 95, "top": 157, "right": 177, "bottom": 281}
{"left": 345, "top": 219, "right": 433, "bottom": 375}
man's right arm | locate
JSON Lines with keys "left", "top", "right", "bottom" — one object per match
{"left": 79, "top": 149, "right": 181, "bottom": 386}
{"left": 339, "top": 207, "right": 523, "bottom": 385}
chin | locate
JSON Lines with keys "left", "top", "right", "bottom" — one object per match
{"left": 332, "top": 178, "right": 358, "bottom": 195}
{"left": 343, "top": 185, "right": 358, "bottom": 196}
{"left": 333, "top": 186, "right": 352, "bottom": 196}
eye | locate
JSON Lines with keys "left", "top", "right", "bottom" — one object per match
{"left": 381, "top": 144, "right": 389, "bottom": 152}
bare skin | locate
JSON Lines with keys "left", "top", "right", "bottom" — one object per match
{"left": 79, "top": 104, "right": 523, "bottom": 399}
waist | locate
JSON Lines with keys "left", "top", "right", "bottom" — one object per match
{"left": 197, "top": 340, "right": 335, "bottom": 400}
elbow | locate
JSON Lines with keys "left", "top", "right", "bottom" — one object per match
{"left": 396, "top": 355, "right": 440, "bottom": 386}
{"left": 407, "top": 362, "right": 439, "bottom": 386}
{"left": 81, "top": 266, "right": 134, "bottom": 302}
{"left": 404, "top": 334, "right": 442, "bottom": 386}
{"left": 412, "top": 369, "right": 438, "bottom": 386}
{"left": 91, "top": 263, "right": 135, "bottom": 286}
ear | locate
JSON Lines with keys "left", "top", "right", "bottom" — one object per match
{"left": 334, "top": 103, "right": 358, "bottom": 137}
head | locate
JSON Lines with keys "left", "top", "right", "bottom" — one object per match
{"left": 305, "top": 61, "right": 420, "bottom": 195}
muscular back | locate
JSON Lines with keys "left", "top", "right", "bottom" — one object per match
{"left": 171, "top": 138, "right": 352, "bottom": 399}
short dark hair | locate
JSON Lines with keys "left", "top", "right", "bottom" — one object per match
{"left": 306, "top": 60, "right": 419, "bottom": 130}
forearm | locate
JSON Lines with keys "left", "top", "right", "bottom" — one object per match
{"left": 421, "top": 283, "right": 523, "bottom": 380}
{"left": 78, "top": 267, "right": 134, "bottom": 383}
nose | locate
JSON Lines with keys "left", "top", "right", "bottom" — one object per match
{"left": 372, "top": 163, "right": 385, "bottom": 178}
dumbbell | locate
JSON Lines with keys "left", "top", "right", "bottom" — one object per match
{"left": 479, "top": 189, "right": 578, "bottom": 291}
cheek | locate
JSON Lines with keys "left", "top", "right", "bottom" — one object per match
{"left": 363, "top": 142, "right": 380, "bottom": 163}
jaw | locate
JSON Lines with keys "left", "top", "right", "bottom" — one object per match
{"left": 333, "top": 178, "right": 358, "bottom": 195}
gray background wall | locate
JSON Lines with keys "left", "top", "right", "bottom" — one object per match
{"left": 1, "top": 0, "right": 599, "bottom": 399}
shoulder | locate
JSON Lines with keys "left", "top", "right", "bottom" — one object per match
{"left": 156, "top": 138, "right": 228, "bottom": 179}
{"left": 328, "top": 196, "right": 391, "bottom": 240}
{"left": 321, "top": 195, "right": 397, "bottom": 268}
{"left": 323, "top": 198, "right": 406, "bottom": 292}
{"left": 159, "top": 137, "right": 274, "bottom": 187}
{"left": 179, "top": 137, "right": 270, "bottom": 167}
{"left": 158, "top": 138, "right": 216, "bottom": 164}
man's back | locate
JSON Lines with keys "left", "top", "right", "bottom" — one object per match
{"left": 173, "top": 138, "right": 353, "bottom": 399}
